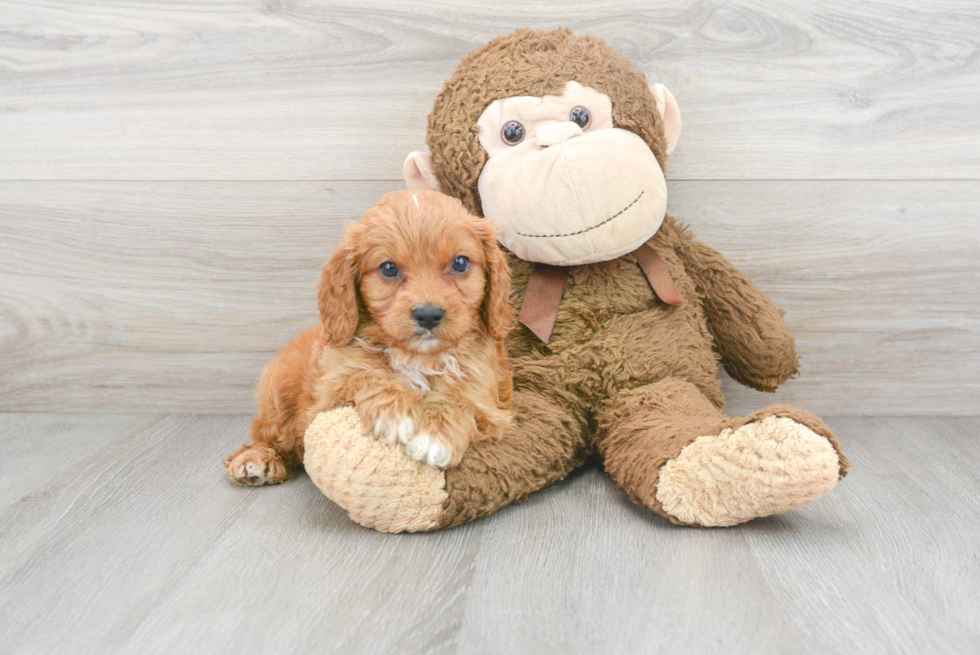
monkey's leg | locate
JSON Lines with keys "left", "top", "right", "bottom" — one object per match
{"left": 596, "top": 378, "right": 850, "bottom": 526}
{"left": 304, "top": 390, "right": 588, "bottom": 532}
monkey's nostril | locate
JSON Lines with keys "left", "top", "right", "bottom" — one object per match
{"left": 412, "top": 304, "right": 445, "bottom": 331}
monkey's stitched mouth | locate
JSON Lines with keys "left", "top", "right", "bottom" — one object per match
{"left": 516, "top": 191, "right": 644, "bottom": 239}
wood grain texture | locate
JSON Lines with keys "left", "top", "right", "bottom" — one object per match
{"left": 0, "top": 413, "right": 978, "bottom": 654}
{"left": 2, "top": 180, "right": 976, "bottom": 415}
{"left": 0, "top": 0, "right": 978, "bottom": 180}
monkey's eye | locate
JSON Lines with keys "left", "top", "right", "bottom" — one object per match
{"left": 501, "top": 121, "right": 525, "bottom": 145}
{"left": 379, "top": 261, "right": 400, "bottom": 279}
{"left": 569, "top": 106, "right": 591, "bottom": 129}
{"left": 451, "top": 255, "right": 471, "bottom": 274}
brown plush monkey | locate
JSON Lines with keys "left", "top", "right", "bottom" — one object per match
{"left": 303, "top": 27, "right": 850, "bottom": 532}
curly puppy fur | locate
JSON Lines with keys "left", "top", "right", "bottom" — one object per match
{"left": 224, "top": 190, "right": 513, "bottom": 483}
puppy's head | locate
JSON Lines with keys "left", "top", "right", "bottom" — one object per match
{"left": 318, "top": 189, "right": 513, "bottom": 351}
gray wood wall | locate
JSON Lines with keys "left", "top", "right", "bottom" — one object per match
{"left": 1, "top": 1, "right": 978, "bottom": 416}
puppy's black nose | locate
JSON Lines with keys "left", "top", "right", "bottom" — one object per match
{"left": 412, "top": 304, "right": 445, "bottom": 330}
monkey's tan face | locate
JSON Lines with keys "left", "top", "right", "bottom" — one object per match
{"left": 476, "top": 81, "right": 667, "bottom": 266}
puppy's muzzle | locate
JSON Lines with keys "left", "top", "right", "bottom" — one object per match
{"left": 412, "top": 304, "right": 445, "bottom": 331}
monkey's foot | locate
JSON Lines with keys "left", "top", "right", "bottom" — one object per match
{"left": 655, "top": 412, "right": 848, "bottom": 527}
{"left": 304, "top": 407, "right": 449, "bottom": 532}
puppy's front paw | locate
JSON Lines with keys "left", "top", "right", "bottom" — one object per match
{"left": 372, "top": 414, "right": 417, "bottom": 446}
{"left": 405, "top": 433, "right": 454, "bottom": 469}
{"left": 223, "top": 445, "right": 288, "bottom": 486}
{"left": 357, "top": 399, "right": 420, "bottom": 446}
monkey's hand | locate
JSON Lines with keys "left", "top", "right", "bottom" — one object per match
{"left": 673, "top": 233, "right": 799, "bottom": 392}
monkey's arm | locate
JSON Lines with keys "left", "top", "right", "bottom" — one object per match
{"left": 674, "top": 233, "right": 799, "bottom": 392}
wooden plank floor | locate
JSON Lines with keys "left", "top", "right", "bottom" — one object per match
{"left": 1, "top": 414, "right": 977, "bottom": 654}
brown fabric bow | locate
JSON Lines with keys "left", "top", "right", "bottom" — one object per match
{"left": 518, "top": 243, "right": 683, "bottom": 344}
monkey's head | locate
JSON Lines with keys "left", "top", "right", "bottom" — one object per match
{"left": 404, "top": 28, "right": 681, "bottom": 267}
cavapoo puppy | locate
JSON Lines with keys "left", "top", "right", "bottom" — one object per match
{"left": 224, "top": 189, "right": 514, "bottom": 484}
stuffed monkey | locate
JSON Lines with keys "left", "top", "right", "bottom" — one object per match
{"left": 302, "top": 27, "right": 850, "bottom": 531}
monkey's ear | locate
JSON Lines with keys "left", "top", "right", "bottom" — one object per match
{"left": 403, "top": 151, "right": 442, "bottom": 192}
{"left": 650, "top": 84, "right": 682, "bottom": 156}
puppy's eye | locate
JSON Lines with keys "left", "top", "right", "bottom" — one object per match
{"left": 501, "top": 121, "right": 525, "bottom": 145}
{"left": 379, "top": 261, "right": 400, "bottom": 279}
{"left": 569, "top": 106, "right": 591, "bottom": 129}
{"left": 451, "top": 255, "right": 471, "bottom": 274}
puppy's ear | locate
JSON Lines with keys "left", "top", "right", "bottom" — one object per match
{"left": 476, "top": 219, "right": 514, "bottom": 341}
{"left": 318, "top": 227, "right": 361, "bottom": 347}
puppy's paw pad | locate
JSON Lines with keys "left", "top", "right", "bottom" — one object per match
{"left": 224, "top": 448, "right": 287, "bottom": 486}
{"left": 405, "top": 434, "right": 452, "bottom": 469}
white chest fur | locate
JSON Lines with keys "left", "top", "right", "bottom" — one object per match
{"left": 386, "top": 349, "right": 463, "bottom": 394}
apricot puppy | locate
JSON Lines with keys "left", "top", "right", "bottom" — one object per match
{"left": 223, "top": 189, "right": 514, "bottom": 484}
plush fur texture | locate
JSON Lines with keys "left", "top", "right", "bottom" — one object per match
{"left": 302, "top": 28, "right": 851, "bottom": 531}
{"left": 305, "top": 407, "right": 450, "bottom": 532}
{"left": 656, "top": 415, "right": 842, "bottom": 526}
{"left": 225, "top": 190, "right": 513, "bottom": 481}
{"left": 429, "top": 221, "right": 850, "bottom": 529}
{"left": 306, "top": 217, "right": 850, "bottom": 530}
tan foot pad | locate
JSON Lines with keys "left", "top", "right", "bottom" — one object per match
{"left": 303, "top": 407, "right": 448, "bottom": 533}
{"left": 656, "top": 416, "right": 841, "bottom": 527}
